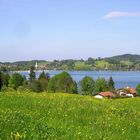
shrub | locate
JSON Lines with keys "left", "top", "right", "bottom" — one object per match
{"left": 17, "top": 86, "right": 31, "bottom": 94}
{"left": 30, "top": 80, "right": 43, "bottom": 93}
{"left": 1, "top": 85, "right": 15, "bottom": 93}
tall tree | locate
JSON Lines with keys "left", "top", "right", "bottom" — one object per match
{"left": 108, "top": 76, "right": 115, "bottom": 92}
{"left": 80, "top": 76, "right": 95, "bottom": 95}
{"left": 29, "top": 66, "right": 36, "bottom": 82}
{"left": 0, "top": 72, "right": 2, "bottom": 91}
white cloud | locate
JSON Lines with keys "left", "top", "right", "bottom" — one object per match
{"left": 103, "top": 11, "right": 140, "bottom": 19}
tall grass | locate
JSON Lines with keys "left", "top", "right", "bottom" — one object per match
{"left": 0, "top": 93, "right": 139, "bottom": 140}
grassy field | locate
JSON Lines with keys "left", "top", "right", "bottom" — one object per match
{"left": 0, "top": 93, "right": 139, "bottom": 140}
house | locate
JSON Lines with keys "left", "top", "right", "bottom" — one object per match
{"left": 126, "top": 86, "right": 136, "bottom": 95}
{"left": 99, "top": 92, "right": 115, "bottom": 98}
{"left": 116, "top": 89, "right": 127, "bottom": 97}
{"left": 116, "top": 86, "right": 136, "bottom": 97}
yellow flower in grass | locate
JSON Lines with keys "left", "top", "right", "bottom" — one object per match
{"left": 11, "top": 132, "right": 25, "bottom": 140}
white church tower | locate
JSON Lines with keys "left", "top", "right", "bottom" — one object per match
{"left": 35, "top": 62, "right": 38, "bottom": 70}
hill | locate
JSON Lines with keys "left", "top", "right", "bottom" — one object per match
{"left": 0, "top": 93, "right": 139, "bottom": 139}
{"left": 105, "top": 54, "right": 140, "bottom": 63}
{"left": 1, "top": 54, "right": 140, "bottom": 71}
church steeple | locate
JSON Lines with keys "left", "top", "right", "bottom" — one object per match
{"left": 35, "top": 62, "right": 38, "bottom": 70}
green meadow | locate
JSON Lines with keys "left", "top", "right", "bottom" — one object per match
{"left": 0, "top": 93, "right": 139, "bottom": 140}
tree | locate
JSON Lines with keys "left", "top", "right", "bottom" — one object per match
{"left": 80, "top": 76, "right": 95, "bottom": 95}
{"left": 38, "top": 71, "right": 50, "bottom": 91}
{"left": 136, "top": 84, "right": 140, "bottom": 96}
{"left": 9, "top": 73, "right": 24, "bottom": 90}
{"left": 0, "top": 67, "right": 9, "bottom": 73}
{"left": 47, "top": 76, "right": 57, "bottom": 93}
{"left": 0, "top": 72, "right": 2, "bottom": 91}
{"left": 1, "top": 72, "right": 10, "bottom": 87}
{"left": 95, "top": 78, "right": 108, "bottom": 93}
{"left": 48, "top": 71, "right": 77, "bottom": 94}
{"left": 38, "top": 71, "right": 50, "bottom": 80}
{"left": 29, "top": 66, "right": 36, "bottom": 82}
{"left": 108, "top": 76, "right": 115, "bottom": 92}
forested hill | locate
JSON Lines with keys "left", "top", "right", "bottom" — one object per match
{"left": 105, "top": 54, "right": 140, "bottom": 63}
{"left": 1, "top": 54, "right": 140, "bottom": 71}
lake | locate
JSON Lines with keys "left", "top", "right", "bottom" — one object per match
{"left": 18, "top": 70, "right": 140, "bottom": 89}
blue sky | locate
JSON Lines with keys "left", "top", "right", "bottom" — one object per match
{"left": 0, "top": 0, "right": 140, "bottom": 62}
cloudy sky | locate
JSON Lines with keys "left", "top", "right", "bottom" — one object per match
{"left": 0, "top": 0, "right": 140, "bottom": 62}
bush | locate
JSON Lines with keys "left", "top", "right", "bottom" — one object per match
{"left": 30, "top": 80, "right": 43, "bottom": 93}
{"left": 80, "top": 76, "right": 95, "bottom": 95}
{"left": 17, "top": 86, "right": 31, "bottom": 94}
{"left": 1, "top": 85, "right": 15, "bottom": 93}
{"left": 48, "top": 71, "right": 77, "bottom": 94}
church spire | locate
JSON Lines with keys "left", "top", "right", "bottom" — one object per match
{"left": 35, "top": 62, "right": 38, "bottom": 70}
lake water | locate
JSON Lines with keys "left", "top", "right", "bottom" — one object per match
{"left": 18, "top": 70, "right": 140, "bottom": 89}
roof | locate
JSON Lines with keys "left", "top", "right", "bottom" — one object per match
{"left": 126, "top": 87, "right": 136, "bottom": 94}
{"left": 99, "top": 92, "right": 114, "bottom": 97}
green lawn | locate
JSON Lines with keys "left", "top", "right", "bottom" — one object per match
{"left": 0, "top": 93, "right": 139, "bottom": 140}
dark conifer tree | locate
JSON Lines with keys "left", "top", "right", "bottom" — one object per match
{"left": 29, "top": 66, "right": 36, "bottom": 82}
{"left": 108, "top": 76, "right": 115, "bottom": 92}
{"left": 0, "top": 72, "right": 2, "bottom": 91}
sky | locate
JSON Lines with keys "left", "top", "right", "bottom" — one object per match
{"left": 0, "top": 0, "right": 140, "bottom": 62}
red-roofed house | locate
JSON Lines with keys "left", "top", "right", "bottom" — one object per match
{"left": 99, "top": 92, "right": 115, "bottom": 98}
{"left": 126, "top": 87, "right": 136, "bottom": 94}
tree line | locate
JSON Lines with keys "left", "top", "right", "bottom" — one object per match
{"left": 0, "top": 66, "right": 116, "bottom": 95}
{"left": 1, "top": 66, "right": 140, "bottom": 95}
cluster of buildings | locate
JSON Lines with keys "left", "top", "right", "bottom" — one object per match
{"left": 95, "top": 86, "right": 136, "bottom": 99}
